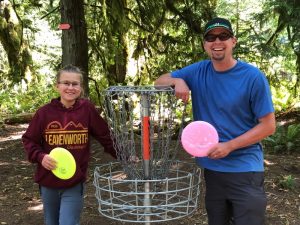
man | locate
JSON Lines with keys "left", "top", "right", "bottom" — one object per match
{"left": 154, "top": 17, "right": 276, "bottom": 225}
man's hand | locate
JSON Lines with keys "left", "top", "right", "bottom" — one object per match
{"left": 154, "top": 73, "right": 190, "bottom": 103}
{"left": 174, "top": 79, "right": 190, "bottom": 103}
{"left": 207, "top": 112, "right": 276, "bottom": 160}
{"left": 207, "top": 142, "right": 233, "bottom": 159}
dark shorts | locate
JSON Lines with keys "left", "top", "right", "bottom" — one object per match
{"left": 204, "top": 169, "right": 267, "bottom": 225}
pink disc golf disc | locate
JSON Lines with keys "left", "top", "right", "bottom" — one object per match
{"left": 181, "top": 121, "right": 218, "bottom": 157}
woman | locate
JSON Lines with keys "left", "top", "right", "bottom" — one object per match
{"left": 22, "top": 65, "right": 116, "bottom": 225}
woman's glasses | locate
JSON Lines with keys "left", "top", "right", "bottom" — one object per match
{"left": 204, "top": 32, "right": 232, "bottom": 42}
{"left": 58, "top": 81, "right": 81, "bottom": 88}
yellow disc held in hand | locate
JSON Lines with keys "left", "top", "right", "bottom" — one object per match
{"left": 49, "top": 147, "right": 76, "bottom": 180}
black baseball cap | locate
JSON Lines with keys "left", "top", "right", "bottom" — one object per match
{"left": 204, "top": 17, "right": 234, "bottom": 36}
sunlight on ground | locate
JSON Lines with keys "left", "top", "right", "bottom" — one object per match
{"left": 0, "top": 124, "right": 27, "bottom": 142}
{"left": 112, "top": 172, "right": 127, "bottom": 180}
{"left": 27, "top": 198, "right": 43, "bottom": 212}
{"left": 27, "top": 203, "right": 43, "bottom": 211}
{"left": 0, "top": 132, "right": 23, "bottom": 142}
{"left": 0, "top": 160, "right": 29, "bottom": 166}
{"left": 264, "top": 159, "right": 276, "bottom": 166}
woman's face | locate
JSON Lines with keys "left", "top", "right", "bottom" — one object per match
{"left": 56, "top": 72, "right": 82, "bottom": 108}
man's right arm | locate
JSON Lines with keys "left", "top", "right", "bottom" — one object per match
{"left": 154, "top": 73, "right": 177, "bottom": 86}
{"left": 154, "top": 73, "right": 190, "bottom": 102}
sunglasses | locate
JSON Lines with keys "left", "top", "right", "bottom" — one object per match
{"left": 204, "top": 32, "right": 232, "bottom": 42}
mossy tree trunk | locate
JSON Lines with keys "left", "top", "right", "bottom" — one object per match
{"left": 0, "top": 0, "right": 32, "bottom": 83}
{"left": 103, "top": 0, "right": 128, "bottom": 85}
{"left": 106, "top": 33, "right": 128, "bottom": 85}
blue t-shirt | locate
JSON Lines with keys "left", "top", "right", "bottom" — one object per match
{"left": 171, "top": 60, "right": 274, "bottom": 172}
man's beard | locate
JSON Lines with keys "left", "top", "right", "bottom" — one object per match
{"left": 211, "top": 52, "right": 225, "bottom": 61}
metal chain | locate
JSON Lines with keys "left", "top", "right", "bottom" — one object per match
{"left": 102, "top": 86, "right": 186, "bottom": 179}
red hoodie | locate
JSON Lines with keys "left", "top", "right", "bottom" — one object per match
{"left": 22, "top": 98, "right": 116, "bottom": 188}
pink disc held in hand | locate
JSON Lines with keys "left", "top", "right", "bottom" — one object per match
{"left": 181, "top": 121, "right": 218, "bottom": 157}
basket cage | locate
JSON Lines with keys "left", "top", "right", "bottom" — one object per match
{"left": 93, "top": 86, "right": 202, "bottom": 223}
{"left": 93, "top": 161, "right": 201, "bottom": 223}
{"left": 102, "top": 86, "right": 186, "bottom": 180}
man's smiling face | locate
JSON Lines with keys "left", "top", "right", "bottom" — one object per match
{"left": 204, "top": 28, "right": 237, "bottom": 62}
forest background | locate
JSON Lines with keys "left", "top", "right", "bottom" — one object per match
{"left": 0, "top": 0, "right": 299, "bottom": 224}
{"left": 1, "top": 0, "right": 299, "bottom": 116}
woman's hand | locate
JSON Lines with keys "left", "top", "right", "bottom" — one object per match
{"left": 41, "top": 154, "right": 57, "bottom": 170}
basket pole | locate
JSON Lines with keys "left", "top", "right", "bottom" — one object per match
{"left": 141, "top": 94, "right": 151, "bottom": 224}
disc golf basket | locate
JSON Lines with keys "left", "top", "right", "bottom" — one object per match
{"left": 93, "top": 86, "right": 201, "bottom": 224}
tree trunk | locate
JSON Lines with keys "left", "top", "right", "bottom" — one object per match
{"left": 60, "top": 0, "right": 89, "bottom": 95}
{"left": 0, "top": 0, "right": 32, "bottom": 83}
{"left": 3, "top": 112, "right": 34, "bottom": 124}
{"left": 107, "top": 34, "right": 128, "bottom": 85}
{"left": 294, "top": 51, "right": 300, "bottom": 96}
{"left": 104, "top": 0, "right": 128, "bottom": 85}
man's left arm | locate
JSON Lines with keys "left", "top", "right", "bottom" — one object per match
{"left": 208, "top": 112, "right": 276, "bottom": 159}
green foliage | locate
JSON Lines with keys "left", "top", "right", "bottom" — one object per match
{"left": 86, "top": 0, "right": 209, "bottom": 86}
{"left": 1, "top": 0, "right": 300, "bottom": 131}
{"left": 271, "top": 82, "right": 299, "bottom": 112}
{"left": 216, "top": 0, "right": 299, "bottom": 114}
{"left": 263, "top": 123, "right": 300, "bottom": 154}
{"left": 277, "top": 175, "right": 296, "bottom": 190}
{"left": 0, "top": 82, "right": 57, "bottom": 115}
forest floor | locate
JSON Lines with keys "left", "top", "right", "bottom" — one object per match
{"left": 0, "top": 124, "right": 299, "bottom": 225}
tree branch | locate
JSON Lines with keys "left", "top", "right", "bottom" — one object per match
{"left": 40, "top": 5, "right": 59, "bottom": 20}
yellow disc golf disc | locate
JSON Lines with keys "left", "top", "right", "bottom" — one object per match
{"left": 49, "top": 147, "right": 76, "bottom": 180}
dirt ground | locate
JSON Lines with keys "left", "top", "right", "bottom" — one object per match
{"left": 0, "top": 124, "right": 299, "bottom": 225}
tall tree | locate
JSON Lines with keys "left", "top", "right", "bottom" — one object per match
{"left": 60, "top": 0, "right": 89, "bottom": 95}
{"left": 103, "top": 0, "right": 128, "bottom": 85}
{"left": 0, "top": 0, "right": 33, "bottom": 83}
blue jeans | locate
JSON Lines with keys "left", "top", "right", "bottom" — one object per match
{"left": 40, "top": 183, "right": 84, "bottom": 225}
